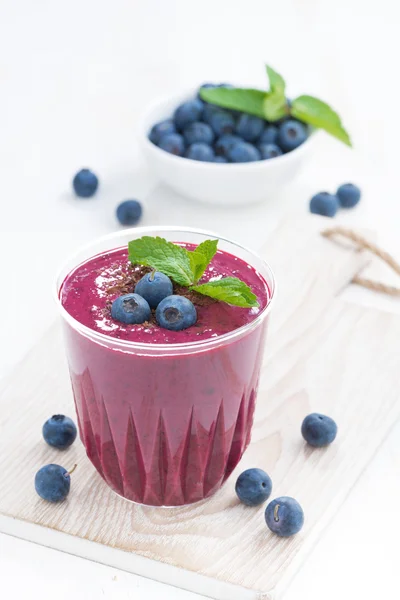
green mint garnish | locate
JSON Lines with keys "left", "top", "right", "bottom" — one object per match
{"left": 266, "top": 64, "right": 285, "bottom": 97}
{"left": 290, "top": 95, "right": 351, "bottom": 147}
{"left": 128, "top": 236, "right": 193, "bottom": 286}
{"left": 188, "top": 239, "right": 218, "bottom": 282}
{"left": 192, "top": 277, "right": 259, "bottom": 308}
{"left": 200, "top": 86, "right": 267, "bottom": 119}
{"left": 128, "top": 236, "right": 259, "bottom": 308}
{"left": 200, "top": 64, "right": 351, "bottom": 147}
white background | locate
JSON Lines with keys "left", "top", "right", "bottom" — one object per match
{"left": 0, "top": 1, "right": 399, "bottom": 598}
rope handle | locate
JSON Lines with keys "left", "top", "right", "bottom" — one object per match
{"left": 321, "top": 226, "right": 400, "bottom": 297}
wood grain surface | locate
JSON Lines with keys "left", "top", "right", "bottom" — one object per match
{"left": 1, "top": 216, "right": 399, "bottom": 600}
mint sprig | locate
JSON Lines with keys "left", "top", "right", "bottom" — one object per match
{"left": 128, "top": 236, "right": 258, "bottom": 308}
{"left": 200, "top": 87, "right": 267, "bottom": 119}
{"left": 189, "top": 239, "right": 218, "bottom": 282}
{"left": 192, "top": 277, "right": 258, "bottom": 308}
{"left": 128, "top": 236, "right": 193, "bottom": 286}
{"left": 199, "top": 64, "right": 352, "bottom": 147}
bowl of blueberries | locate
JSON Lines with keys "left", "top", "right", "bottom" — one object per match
{"left": 141, "top": 83, "right": 315, "bottom": 206}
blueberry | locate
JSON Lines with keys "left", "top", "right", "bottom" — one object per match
{"left": 156, "top": 295, "right": 197, "bottom": 331}
{"left": 278, "top": 119, "right": 308, "bottom": 152}
{"left": 235, "top": 468, "right": 272, "bottom": 507}
{"left": 183, "top": 122, "right": 214, "bottom": 146}
{"left": 236, "top": 114, "right": 265, "bottom": 142}
{"left": 135, "top": 271, "right": 173, "bottom": 308}
{"left": 309, "top": 192, "right": 339, "bottom": 217}
{"left": 210, "top": 110, "right": 236, "bottom": 136}
{"left": 301, "top": 413, "right": 338, "bottom": 447}
{"left": 214, "top": 134, "right": 242, "bottom": 157}
{"left": 185, "top": 143, "right": 215, "bottom": 162}
{"left": 174, "top": 99, "right": 203, "bottom": 130}
{"left": 116, "top": 200, "right": 142, "bottom": 226}
{"left": 111, "top": 293, "right": 151, "bottom": 325}
{"left": 42, "top": 415, "right": 77, "bottom": 449}
{"left": 149, "top": 119, "right": 176, "bottom": 145}
{"left": 265, "top": 497, "right": 304, "bottom": 537}
{"left": 34, "top": 464, "right": 72, "bottom": 502}
{"left": 158, "top": 133, "right": 185, "bottom": 156}
{"left": 228, "top": 142, "right": 261, "bottom": 163}
{"left": 259, "top": 125, "right": 279, "bottom": 145}
{"left": 214, "top": 156, "right": 228, "bottom": 163}
{"left": 72, "top": 169, "right": 98, "bottom": 198}
{"left": 202, "top": 103, "right": 221, "bottom": 125}
{"left": 336, "top": 183, "right": 361, "bottom": 208}
{"left": 258, "top": 143, "right": 283, "bottom": 160}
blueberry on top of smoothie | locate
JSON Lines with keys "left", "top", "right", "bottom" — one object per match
{"left": 111, "top": 293, "right": 151, "bottom": 325}
{"left": 156, "top": 295, "right": 197, "bottom": 331}
{"left": 135, "top": 271, "right": 173, "bottom": 308}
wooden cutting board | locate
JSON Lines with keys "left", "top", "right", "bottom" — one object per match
{"left": 1, "top": 216, "right": 400, "bottom": 600}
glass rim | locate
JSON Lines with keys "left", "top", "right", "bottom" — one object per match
{"left": 54, "top": 225, "right": 276, "bottom": 353}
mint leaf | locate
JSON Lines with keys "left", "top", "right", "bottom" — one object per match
{"left": 291, "top": 95, "right": 352, "bottom": 146}
{"left": 128, "top": 236, "right": 194, "bottom": 286}
{"left": 189, "top": 239, "right": 218, "bottom": 283}
{"left": 199, "top": 87, "right": 267, "bottom": 119}
{"left": 192, "top": 277, "right": 259, "bottom": 308}
{"left": 263, "top": 65, "right": 287, "bottom": 121}
{"left": 266, "top": 65, "right": 286, "bottom": 96}
{"left": 263, "top": 93, "right": 287, "bottom": 121}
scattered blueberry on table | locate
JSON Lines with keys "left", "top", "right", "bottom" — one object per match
{"left": 336, "top": 183, "right": 361, "bottom": 208}
{"left": 111, "top": 293, "right": 151, "bottom": 325}
{"left": 156, "top": 295, "right": 197, "bottom": 331}
{"left": 235, "top": 468, "right": 272, "bottom": 507}
{"left": 148, "top": 82, "right": 311, "bottom": 162}
{"left": 42, "top": 415, "right": 77, "bottom": 449}
{"left": 135, "top": 271, "right": 173, "bottom": 309}
{"left": 116, "top": 199, "right": 143, "bottom": 226}
{"left": 265, "top": 496, "right": 304, "bottom": 537}
{"left": 301, "top": 413, "right": 338, "bottom": 447}
{"left": 310, "top": 183, "right": 361, "bottom": 217}
{"left": 35, "top": 464, "right": 75, "bottom": 502}
{"left": 72, "top": 168, "right": 99, "bottom": 198}
{"left": 310, "top": 192, "right": 339, "bottom": 217}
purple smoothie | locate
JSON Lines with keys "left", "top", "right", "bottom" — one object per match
{"left": 60, "top": 243, "right": 271, "bottom": 506}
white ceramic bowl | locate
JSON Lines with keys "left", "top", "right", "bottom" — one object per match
{"left": 139, "top": 90, "right": 317, "bottom": 206}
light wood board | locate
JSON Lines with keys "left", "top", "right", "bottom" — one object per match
{"left": 1, "top": 216, "right": 400, "bottom": 600}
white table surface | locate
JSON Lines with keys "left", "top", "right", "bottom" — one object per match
{"left": 0, "top": 1, "right": 399, "bottom": 598}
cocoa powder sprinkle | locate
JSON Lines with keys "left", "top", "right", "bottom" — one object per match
{"left": 103, "top": 263, "right": 216, "bottom": 326}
